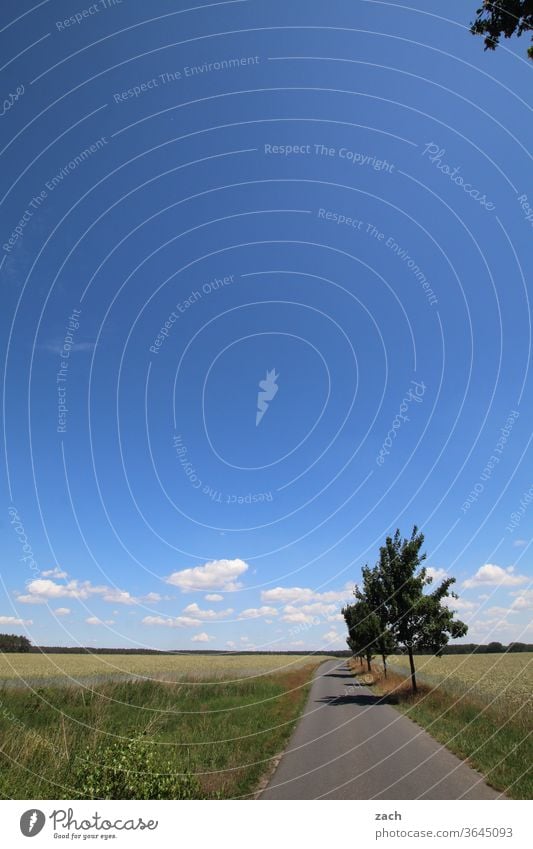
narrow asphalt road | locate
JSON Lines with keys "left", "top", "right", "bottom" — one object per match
{"left": 262, "top": 660, "right": 502, "bottom": 800}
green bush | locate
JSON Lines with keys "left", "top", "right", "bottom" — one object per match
{"left": 72, "top": 734, "right": 202, "bottom": 800}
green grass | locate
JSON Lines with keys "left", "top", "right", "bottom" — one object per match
{"left": 0, "top": 662, "right": 324, "bottom": 799}
{"left": 353, "top": 660, "right": 532, "bottom": 800}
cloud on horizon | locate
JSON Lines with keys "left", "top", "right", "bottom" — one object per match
{"left": 166, "top": 559, "right": 249, "bottom": 592}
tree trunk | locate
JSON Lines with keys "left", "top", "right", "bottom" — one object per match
{"left": 407, "top": 646, "right": 417, "bottom": 693}
{"left": 382, "top": 653, "right": 387, "bottom": 678}
{"left": 366, "top": 653, "right": 372, "bottom": 672}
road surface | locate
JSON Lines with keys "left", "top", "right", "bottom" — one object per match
{"left": 262, "top": 660, "right": 502, "bottom": 799}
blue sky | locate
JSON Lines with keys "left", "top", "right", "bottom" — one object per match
{"left": 1, "top": 0, "right": 531, "bottom": 651}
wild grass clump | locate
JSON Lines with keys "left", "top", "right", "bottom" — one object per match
{"left": 0, "top": 663, "right": 321, "bottom": 799}
{"left": 73, "top": 733, "right": 201, "bottom": 800}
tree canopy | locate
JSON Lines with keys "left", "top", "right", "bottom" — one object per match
{"left": 471, "top": 1, "right": 533, "bottom": 59}
{"left": 343, "top": 527, "right": 468, "bottom": 692}
{"left": 0, "top": 633, "right": 31, "bottom": 652}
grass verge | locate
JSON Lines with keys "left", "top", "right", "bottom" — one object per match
{"left": 0, "top": 662, "right": 322, "bottom": 799}
{"left": 348, "top": 661, "right": 532, "bottom": 799}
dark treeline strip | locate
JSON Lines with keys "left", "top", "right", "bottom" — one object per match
{"left": 2, "top": 640, "right": 530, "bottom": 656}
{"left": 406, "top": 642, "right": 533, "bottom": 654}
{"left": 0, "top": 634, "right": 31, "bottom": 652}
{"left": 24, "top": 647, "right": 352, "bottom": 656}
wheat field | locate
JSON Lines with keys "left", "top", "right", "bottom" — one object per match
{"left": 0, "top": 652, "right": 331, "bottom": 685}
{"left": 389, "top": 652, "right": 532, "bottom": 712}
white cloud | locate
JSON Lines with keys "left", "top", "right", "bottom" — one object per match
{"left": 322, "top": 629, "right": 341, "bottom": 643}
{"left": 54, "top": 607, "right": 71, "bottom": 616}
{"left": 42, "top": 568, "right": 68, "bottom": 579}
{"left": 17, "top": 579, "right": 99, "bottom": 603}
{"left": 86, "top": 617, "right": 114, "bottom": 626}
{"left": 426, "top": 566, "right": 448, "bottom": 582}
{"left": 226, "top": 640, "right": 236, "bottom": 649}
{"left": 166, "top": 559, "right": 249, "bottom": 592}
{"left": 511, "top": 590, "right": 533, "bottom": 611}
{"left": 100, "top": 589, "right": 138, "bottom": 605}
{"left": 0, "top": 616, "right": 32, "bottom": 625}
{"left": 205, "top": 594, "right": 224, "bottom": 602}
{"left": 141, "top": 615, "right": 202, "bottom": 628}
{"left": 513, "top": 539, "right": 528, "bottom": 548}
{"left": 281, "top": 608, "right": 318, "bottom": 625}
{"left": 327, "top": 612, "right": 344, "bottom": 622}
{"left": 191, "top": 632, "right": 213, "bottom": 643}
{"left": 261, "top": 585, "right": 351, "bottom": 605}
{"left": 486, "top": 606, "right": 517, "bottom": 618}
{"left": 281, "top": 602, "right": 337, "bottom": 624}
{"left": 238, "top": 606, "right": 278, "bottom": 619}
{"left": 182, "top": 603, "right": 233, "bottom": 620}
{"left": 100, "top": 589, "right": 163, "bottom": 606}
{"left": 444, "top": 597, "right": 479, "bottom": 614}
{"left": 17, "top": 578, "right": 162, "bottom": 607}
{"left": 463, "top": 564, "right": 528, "bottom": 589}
{"left": 465, "top": 616, "right": 524, "bottom": 640}
{"left": 291, "top": 640, "right": 305, "bottom": 647}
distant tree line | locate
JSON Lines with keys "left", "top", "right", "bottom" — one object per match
{"left": 407, "top": 641, "right": 533, "bottom": 655}
{"left": 23, "top": 647, "right": 351, "bottom": 656}
{"left": 1, "top": 637, "right": 529, "bottom": 657}
{"left": 0, "top": 633, "right": 31, "bottom": 652}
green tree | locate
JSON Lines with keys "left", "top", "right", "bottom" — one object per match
{"left": 355, "top": 567, "right": 397, "bottom": 678}
{"left": 370, "top": 528, "right": 468, "bottom": 693}
{"left": 471, "top": 2, "right": 533, "bottom": 59}
{"left": 508, "top": 642, "right": 528, "bottom": 652}
{"left": 486, "top": 640, "right": 505, "bottom": 653}
{"left": 342, "top": 599, "right": 379, "bottom": 672}
{"left": 0, "top": 633, "right": 31, "bottom": 652}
